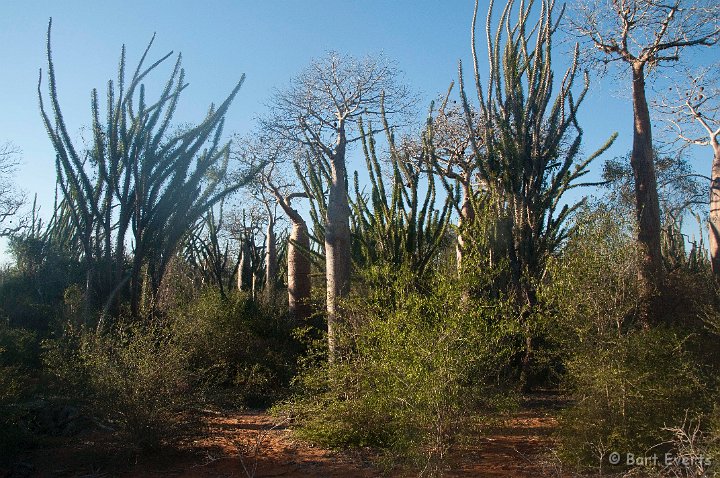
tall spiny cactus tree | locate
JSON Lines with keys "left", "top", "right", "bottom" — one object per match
{"left": 38, "top": 20, "right": 251, "bottom": 320}
{"left": 183, "top": 201, "right": 239, "bottom": 298}
{"left": 459, "top": 0, "right": 615, "bottom": 386}
{"left": 352, "top": 117, "right": 451, "bottom": 282}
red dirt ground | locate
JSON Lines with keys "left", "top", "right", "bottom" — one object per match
{"left": 4, "top": 395, "right": 564, "bottom": 477}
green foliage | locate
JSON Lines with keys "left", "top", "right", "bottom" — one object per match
{"left": 351, "top": 117, "right": 451, "bottom": 281}
{"left": 543, "top": 204, "right": 641, "bottom": 337}
{"left": 458, "top": 0, "right": 616, "bottom": 298}
{"left": 45, "top": 321, "right": 197, "bottom": 451}
{"left": 557, "top": 327, "right": 713, "bottom": 471}
{"left": 42, "top": 286, "right": 300, "bottom": 450}
{"left": 278, "top": 266, "right": 520, "bottom": 473}
{"left": 0, "top": 323, "right": 38, "bottom": 458}
{"left": 172, "top": 289, "right": 299, "bottom": 407}
{"left": 544, "top": 205, "right": 720, "bottom": 472}
{"left": 39, "top": 20, "right": 253, "bottom": 319}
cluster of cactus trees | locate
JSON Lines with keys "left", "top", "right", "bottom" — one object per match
{"left": 30, "top": 0, "right": 720, "bottom": 363}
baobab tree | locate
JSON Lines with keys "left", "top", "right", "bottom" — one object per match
{"left": 659, "top": 67, "right": 720, "bottom": 275}
{"left": 567, "top": 0, "right": 720, "bottom": 317}
{"left": 233, "top": 135, "right": 313, "bottom": 320}
{"left": 263, "top": 52, "right": 414, "bottom": 358}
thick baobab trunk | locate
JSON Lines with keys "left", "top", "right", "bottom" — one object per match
{"left": 265, "top": 218, "right": 277, "bottom": 298}
{"left": 630, "top": 63, "right": 664, "bottom": 322}
{"left": 270, "top": 187, "right": 313, "bottom": 322}
{"left": 237, "top": 238, "right": 253, "bottom": 292}
{"left": 288, "top": 219, "right": 312, "bottom": 321}
{"left": 325, "top": 125, "right": 351, "bottom": 360}
{"left": 710, "top": 141, "right": 720, "bottom": 277}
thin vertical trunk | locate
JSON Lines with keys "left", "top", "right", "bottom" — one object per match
{"left": 325, "top": 122, "right": 351, "bottom": 360}
{"left": 265, "top": 218, "right": 277, "bottom": 299}
{"left": 630, "top": 62, "right": 664, "bottom": 323}
{"left": 709, "top": 141, "right": 720, "bottom": 277}
{"left": 238, "top": 238, "right": 253, "bottom": 292}
{"left": 456, "top": 183, "right": 475, "bottom": 272}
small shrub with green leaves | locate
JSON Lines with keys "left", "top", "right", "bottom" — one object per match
{"left": 277, "top": 265, "right": 520, "bottom": 474}
{"left": 172, "top": 289, "right": 300, "bottom": 407}
{"left": 545, "top": 205, "right": 720, "bottom": 472}
{"left": 45, "top": 321, "right": 197, "bottom": 451}
{"left": 0, "top": 323, "right": 39, "bottom": 458}
{"left": 557, "top": 327, "right": 713, "bottom": 472}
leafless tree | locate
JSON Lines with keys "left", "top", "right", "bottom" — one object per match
{"left": 566, "top": 0, "right": 720, "bottom": 318}
{"left": 263, "top": 52, "right": 414, "bottom": 358}
{"left": 422, "top": 85, "right": 484, "bottom": 271}
{"left": 0, "top": 143, "right": 26, "bottom": 236}
{"left": 233, "top": 134, "right": 313, "bottom": 319}
{"left": 657, "top": 66, "right": 720, "bottom": 275}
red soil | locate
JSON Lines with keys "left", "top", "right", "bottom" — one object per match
{"left": 5, "top": 396, "right": 563, "bottom": 477}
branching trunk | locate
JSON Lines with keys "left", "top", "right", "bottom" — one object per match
{"left": 271, "top": 186, "right": 312, "bottom": 322}
{"left": 630, "top": 63, "right": 664, "bottom": 322}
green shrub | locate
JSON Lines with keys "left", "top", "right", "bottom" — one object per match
{"left": 0, "top": 324, "right": 38, "bottom": 459}
{"left": 172, "top": 289, "right": 299, "bottom": 407}
{"left": 278, "top": 265, "right": 519, "bottom": 474}
{"left": 45, "top": 321, "right": 197, "bottom": 451}
{"left": 557, "top": 327, "right": 713, "bottom": 472}
{"left": 0, "top": 363, "right": 31, "bottom": 459}
{"left": 545, "top": 206, "right": 720, "bottom": 473}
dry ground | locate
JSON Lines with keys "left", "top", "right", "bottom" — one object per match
{"left": 2, "top": 394, "right": 565, "bottom": 477}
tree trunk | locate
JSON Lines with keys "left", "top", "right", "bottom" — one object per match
{"left": 271, "top": 189, "right": 313, "bottom": 322}
{"left": 238, "top": 238, "right": 253, "bottom": 292}
{"left": 456, "top": 183, "right": 475, "bottom": 272}
{"left": 710, "top": 141, "right": 720, "bottom": 277}
{"left": 265, "top": 218, "right": 277, "bottom": 299}
{"left": 630, "top": 62, "right": 664, "bottom": 323}
{"left": 288, "top": 219, "right": 312, "bottom": 322}
{"left": 325, "top": 124, "right": 351, "bottom": 360}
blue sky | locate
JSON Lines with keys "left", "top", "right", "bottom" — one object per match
{"left": 0, "top": 1, "right": 713, "bottom": 261}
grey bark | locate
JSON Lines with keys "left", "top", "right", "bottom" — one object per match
{"left": 265, "top": 218, "right": 278, "bottom": 299}
{"left": 238, "top": 238, "right": 253, "bottom": 292}
{"left": 325, "top": 120, "right": 351, "bottom": 359}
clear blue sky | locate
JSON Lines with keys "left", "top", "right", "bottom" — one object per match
{"left": 0, "top": 0, "right": 712, "bottom": 261}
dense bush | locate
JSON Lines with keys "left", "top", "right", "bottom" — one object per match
{"left": 44, "top": 321, "right": 197, "bottom": 451}
{"left": 41, "top": 287, "right": 300, "bottom": 450}
{"left": 172, "top": 288, "right": 300, "bottom": 407}
{"left": 277, "top": 265, "right": 520, "bottom": 474}
{"left": 0, "top": 325, "right": 38, "bottom": 458}
{"left": 545, "top": 206, "right": 720, "bottom": 473}
{"left": 557, "top": 327, "right": 713, "bottom": 471}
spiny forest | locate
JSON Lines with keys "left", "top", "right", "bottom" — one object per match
{"left": 2, "top": 0, "right": 720, "bottom": 476}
